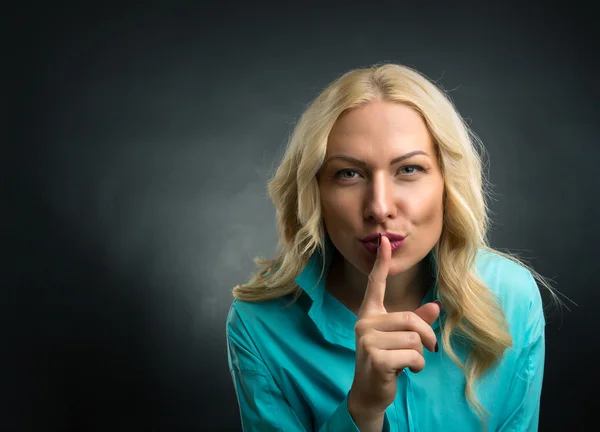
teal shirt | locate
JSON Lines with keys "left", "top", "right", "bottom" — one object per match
{"left": 226, "top": 246, "right": 545, "bottom": 431}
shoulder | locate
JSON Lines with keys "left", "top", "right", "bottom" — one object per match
{"left": 227, "top": 297, "right": 283, "bottom": 336}
{"left": 474, "top": 249, "right": 545, "bottom": 347}
{"left": 226, "top": 294, "right": 311, "bottom": 373}
{"left": 227, "top": 294, "right": 304, "bottom": 326}
{"left": 226, "top": 294, "right": 309, "bottom": 344}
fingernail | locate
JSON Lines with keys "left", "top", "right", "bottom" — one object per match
{"left": 433, "top": 300, "right": 443, "bottom": 309}
{"left": 434, "top": 342, "right": 439, "bottom": 353}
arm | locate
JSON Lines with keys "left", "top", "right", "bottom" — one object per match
{"left": 497, "top": 332, "right": 545, "bottom": 431}
{"left": 498, "top": 272, "right": 546, "bottom": 431}
{"left": 226, "top": 305, "right": 391, "bottom": 432}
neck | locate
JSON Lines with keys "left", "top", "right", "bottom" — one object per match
{"left": 326, "top": 251, "right": 431, "bottom": 314}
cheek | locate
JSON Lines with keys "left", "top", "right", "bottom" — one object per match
{"left": 323, "top": 203, "right": 352, "bottom": 229}
{"left": 407, "top": 184, "right": 444, "bottom": 226}
{"left": 320, "top": 193, "right": 359, "bottom": 239}
{"left": 321, "top": 189, "right": 354, "bottom": 219}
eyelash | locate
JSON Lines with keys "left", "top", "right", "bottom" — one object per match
{"left": 333, "top": 165, "right": 426, "bottom": 180}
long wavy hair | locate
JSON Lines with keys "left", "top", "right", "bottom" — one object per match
{"left": 232, "top": 63, "right": 559, "bottom": 426}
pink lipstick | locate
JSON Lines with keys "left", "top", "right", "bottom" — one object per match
{"left": 360, "top": 232, "right": 406, "bottom": 255}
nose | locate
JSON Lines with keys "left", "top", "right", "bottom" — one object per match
{"left": 363, "top": 173, "right": 397, "bottom": 223}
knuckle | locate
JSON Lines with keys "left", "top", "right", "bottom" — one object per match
{"left": 359, "top": 334, "right": 372, "bottom": 351}
{"left": 412, "top": 351, "right": 425, "bottom": 369}
{"left": 409, "top": 350, "right": 425, "bottom": 371}
{"left": 406, "top": 331, "right": 420, "bottom": 346}
{"left": 354, "top": 320, "right": 368, "bottom": 335}
{"left": 371, "top": 350, "right": 386, "bottom": 371}
{"left": 402, "top": 311, "right": 416, "bottom": 326}
{"left": 367, "top": 274, "right": 377, "bottom": 286}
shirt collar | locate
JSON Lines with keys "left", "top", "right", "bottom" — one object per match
{"left": 293, "top": 236, "right": 336, "bottom": 303}
{"left": 294, "top": 236, "right": 442, "bottom": 350}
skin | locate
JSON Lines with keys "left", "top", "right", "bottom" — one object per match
{"left": 316, "top": 100, "right": 446, "bottom": 430}
{"left": 318, "top": 99, "right": 446, "bottom": 313}
{"left": 349, "top": 236, "right": 441, "bottom": 431}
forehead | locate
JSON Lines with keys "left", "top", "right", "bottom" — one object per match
{"left": 326, "top": 100, "right": 434, "bottom": 156}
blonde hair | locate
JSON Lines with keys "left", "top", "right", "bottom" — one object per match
{"left": 232, "top": 63, "right": 560, "bottom": 426}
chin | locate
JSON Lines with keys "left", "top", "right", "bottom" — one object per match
{"left": 353, "top": 249, "right": 411, "bottom": 276}
{"left": 357, "top": 244, "right": 426, "bottom": 276}
{"left": 388, "top": 257, "right": 418, "bottom": 276}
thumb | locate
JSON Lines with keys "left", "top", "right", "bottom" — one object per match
{"left": 414, "top": 300, "right": 442, "bottom": 326}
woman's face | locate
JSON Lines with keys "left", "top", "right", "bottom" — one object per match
{"left": 318, "top": 100, "right": 445, "bottom": 277}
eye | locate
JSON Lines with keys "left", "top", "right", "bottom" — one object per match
{"left": 398, "top": 165, "right": 425, "bottom": 175}
{"left": 334, "top": 169, "right": 361, "bottom": 180}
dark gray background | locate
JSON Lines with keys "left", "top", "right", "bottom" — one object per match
{"left": 5, "top": 2, "right": 597, "bottom": 431}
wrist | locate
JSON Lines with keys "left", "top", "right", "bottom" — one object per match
{"left": 348, "top": 389, "right": 385, "bottom": 420}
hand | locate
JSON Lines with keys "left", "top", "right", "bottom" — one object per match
{"left": 348, "top": 234, "right": 441, "bottom": 423}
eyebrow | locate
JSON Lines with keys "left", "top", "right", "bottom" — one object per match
{"left": 323, "top": 150, "right": 429, "bottom": 167}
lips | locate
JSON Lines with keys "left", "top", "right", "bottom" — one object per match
{"left": 360, "top": 232, "right": 406, "bottom": 255}
{"left": 360, "top": 232, "right": 406, "bottom": 243}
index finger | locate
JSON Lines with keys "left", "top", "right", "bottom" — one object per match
{"left": 357, "top": 234, "right": 391, "bottom": 318}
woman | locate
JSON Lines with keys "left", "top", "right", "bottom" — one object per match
{"left": 226, "top": 63, "right": 555, "bottom": 431}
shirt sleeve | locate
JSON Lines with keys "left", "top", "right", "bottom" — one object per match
{"left": 226, "top": 305, "right": 391, "bottom": 432}
{"left": 497, "top": 333, "right": 545, "bottom": 431}
{"left": 497, "top": 272, "right": 546, "bottom": 432}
